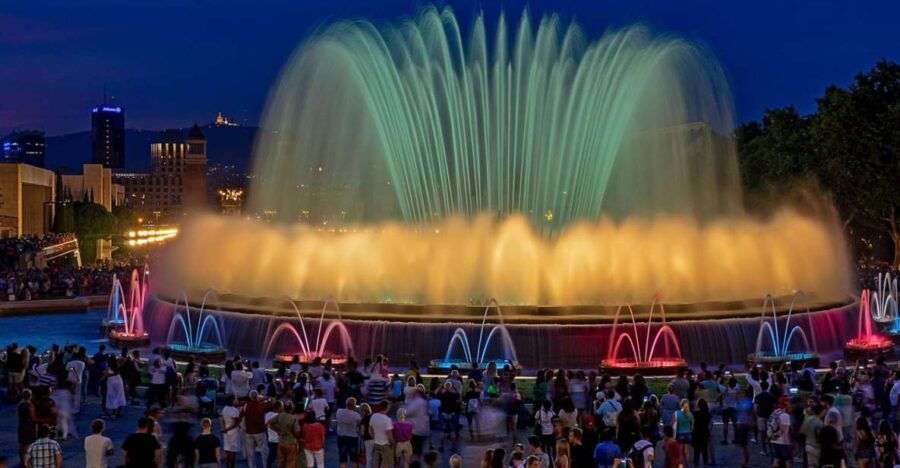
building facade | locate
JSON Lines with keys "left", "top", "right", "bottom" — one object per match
{"left": 60, "top": 164, "right": 123, "bottom": 211}
{"left": 0, "top": 163, "right": 55, "bottom": 237}
{"left": 91, "top": 106, "right": 125, "bottom": 168}
{"left": 114, "top": 125, "right": 207, "bottom": 219}
{"left": 2, "top": 131, "right": 46, "bottom": 168}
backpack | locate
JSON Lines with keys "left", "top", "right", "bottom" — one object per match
{"left": 766, "top": 409, "right": 783, "bottom": 440}
{"left": 601, "top": 400, "right": 621, "bottom": 427}
{"left": 629, "top": 439, "right": 653, "bottom": 466}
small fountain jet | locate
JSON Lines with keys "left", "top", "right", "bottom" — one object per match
{"left": 430, "top": 299, "right": 519, "bottom": 373}
{"left": 107, "top": 266, "right": 151, "bottom": 348}
{"left": 263, "top": 297, "right": 354, "bottom": 366}
{"left": 747, "top": 292, "right": 818, "bottom": 369}
{"left": 164, "top": 290, "right": 227, "bottom": 363}
{"left": 600, "top": 295, "right": 686, "bottom": 375}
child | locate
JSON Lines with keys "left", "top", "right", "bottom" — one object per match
{"left": 663, "top": 425, "right": 683, "bottom": 468}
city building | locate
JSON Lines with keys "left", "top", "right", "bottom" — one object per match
{"left": 60, "top": 163, "right": 124, "bottom": 211}
{"left": 213, "top": 111, "right": 239, "bottom": 127}
{"left": 0, "top": 163, "right": 55, "bottom": 237}
{"left": 2, "top": 130, "right": 46, "bottom": 168}
{"left": 114, "top": 124, "right": 207, "bottom": 219}
{"left": 91, "top": 105, "right": 125, "bottom": 168}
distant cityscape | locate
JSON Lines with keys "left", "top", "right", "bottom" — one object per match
{"left": 0, "top": 104, "right": 251, "bottom": 245}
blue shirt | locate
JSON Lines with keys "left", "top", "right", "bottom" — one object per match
{"left": 593, "top": 440, "right": 622, "bottom": 468}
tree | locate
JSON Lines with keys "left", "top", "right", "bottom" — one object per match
{"left": 737, "top": 60, "right": 900, "bottom": 268}
{"left": 72, "top": 201, "right": 116, "bottom": 262}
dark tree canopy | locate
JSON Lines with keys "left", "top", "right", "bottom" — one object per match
{"left": 737, "top": 60, "right": 900, "bottom": 268}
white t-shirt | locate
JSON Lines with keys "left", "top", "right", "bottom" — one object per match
{"left": 316, "top": 377, "right": 336, "bottom": 402}
{"left": 84, "top": 433, "right": 113, "bottom": 468}
{"left": 150, "top": 365, "right": 166, "bottom": 385}
{"left": 310, "top": 398, "right": 329, "bottom": 420}
{"left": 631, "top": 439, "right": 655, "bottom": 468}
{"left": 231, "top": 370, "right": 252, "bottom": 398}
{"left": 67, "top": 360, "right": 86, "bottom": 383}
{"left": 264, "top": 411, "right": 279, "bottom": 443}
{"left": 369, "top": 412, "right": 394, "bottom": 445}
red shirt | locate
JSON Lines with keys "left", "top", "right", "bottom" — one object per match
{"left": 241, "top": 400, "right": 273, "bottom": 435}
{"left": 302, "top": 422, "right": 325, "bottom": 451}
{"left": 664, "top": 438, "right": 683, "bottom": 468}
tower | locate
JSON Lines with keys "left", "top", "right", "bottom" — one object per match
{"left": 183, "top": 124, "right": 208, "bottom": 210}
{"left": 91, "top": 105, "right": 125, "bottom": 168}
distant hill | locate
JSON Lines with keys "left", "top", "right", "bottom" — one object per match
{"left": 45, "top": 125, "right": 258, "bottom": 173}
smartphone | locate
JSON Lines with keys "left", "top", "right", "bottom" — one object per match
{"left": 789, "top": 387, "right": 798, "bottom": 395}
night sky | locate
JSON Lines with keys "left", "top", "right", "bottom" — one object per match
{"left": 2, "top": 0, "right": 899, "bottom": 136}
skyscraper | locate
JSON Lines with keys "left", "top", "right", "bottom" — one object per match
{"left": 2, "top": 130, "right": 46, "bottom": 167}
{"left": 91, "top": 105, "right": 125, "bottom": 168}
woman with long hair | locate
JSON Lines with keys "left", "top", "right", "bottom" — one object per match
{"left": 673, "top": 398, "right": 694, "bottom": 465}
{"left": 616, "top": 398, "right": 641, "bottom": 452}
{"left": 554, "top": 439, "right": 570, "bottom": 468}
{"left": 876, "top": 419, "right": 899, "bottom": 467}
{"left": 855, "top": 416, "right": 876, "bottom": 468}
{"left": 692, "top": 398, "right": 713, "bottom": 466}
{"left": 639, "top": 395, "right": 661, "bottom": 446}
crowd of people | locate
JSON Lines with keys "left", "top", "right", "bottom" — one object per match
{"left": 0, "top": 233, "right": 147, "bottom": 302}
{"left": 5, "top": 338, "right": 900, "bottom": 468}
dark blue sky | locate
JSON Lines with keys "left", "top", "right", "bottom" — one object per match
{"left": 2, "top": 0, "right": 898, "bottom": 136}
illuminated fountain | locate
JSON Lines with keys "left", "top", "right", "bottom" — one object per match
{"left": 108, "top": 266, "right": 150, "bottom": 349}
{"left": 263, "top": 297, "right": 353, "bottom": 366}
{"left": 159, "top": 6, "right": 852, "bottom": 312}
{"left": 428, "top": 299, "right": 519, "bottom": 373}
{"left": 844, "top": 289, "right": 894, "bottom": 360}
{"left": 871, "top": 272, "right": 898, "bottom": 325}
{"left": 600, "top": 296, "right": 686, "bottom": 375}
{"left": 163, "top": 290, "right": 227, "bottom": 363}
{"left": 746, "top": 293, "right": 818, "bottom": 369}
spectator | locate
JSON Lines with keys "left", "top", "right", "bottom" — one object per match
{"left": 264, "top": 400, "right": 283, "bottom": 468}
{"left": 662, "top": 425, "right": 682, "bottom": 468}
{"left": 219, "top": 395, "right": 243, "bottom": 468}
{"left": 241, "top": 390, "right": 272, "bottom": 468}
{"left": 122, "top": 417, "right": 162, "bottom": 468}
{"left": 370, "top": 401, "right": 395, "bottom": 467}
{"left": 301, "top": 411, "right": 326, "bottom": 467}
{"left": 26, "top": 424, "right": 62, "bottom": 468}
{"left": 591, "top": 429, "right": 620, "bottom": 468}
{"left": 394, "top": 408, "right": 414, "bottom": 468}
{"left": 195, "top": 417, "right": 221, "bottom": 468}
{"left": 336, "top": 397, "right": 361, "bottom": 468}
{"left": 268, "top": 401, "right": 300, "bottom": 468}
{"left": 84, "top": 419, "right": 114, "bottom": 468}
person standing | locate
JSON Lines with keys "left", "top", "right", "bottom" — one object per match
{"left": 105, "top": 361, "right": 127, "bottom": 419}
{"left": 394, "top": 408, "right": 415, "bottom": 468}
{"left": 219, "top": 395, "right": 243, "bottom": 468}
{"left": 370, "top": 401, "right": 395, "bottom": 467}
{"left": 25, "top": 424, "right": 62, "bottom": 468}
{"left": 405, "top": 386, "right": 431, "bottom": 464}
{"left": 301, "top": 411, "right": 326, "bottom": 467}
{"left": 195, "top": 417, "right": 222, "bottom": 468}
{"left": 268, "top": 401, "right": 301, "bottom": 468}
{"left": 241, "top": 391, "right": 272, "bottom": 468}
{"left": 17, "top": 389, "right": 37, "bottom": 467}
{"left": 335, "top": 397, "right": 362, "bottom": 468}
{"left": 84, "top": 419, "right": 114, "bottom": 468}
{"left": 264, "top": 401, "right": 283, "bottom": 468}
{"left": 122, "top": 417, "right": 162, "bottom": 468}
{"left": 65, "top": 347, "right": 86, "bottom": 413}
{"left": 769, "top": 397, "right": 793, "bottom": 468}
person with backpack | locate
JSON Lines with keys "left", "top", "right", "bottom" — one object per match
{"left": 596, "top": 390, "right": 621, "bottom": 431}
{"left": 768, "top": 397, "right": 793, "bottom": 467}
{"left": 629, "top": 427, "right": 655, "bottom": 468}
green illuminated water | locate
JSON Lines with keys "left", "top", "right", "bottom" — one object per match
{"left": 251, "top": 7, "right": 742, "bottom": 230}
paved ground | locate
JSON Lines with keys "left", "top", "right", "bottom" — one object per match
{"left": 0, "top": 394, "right": 802, "bottom": 467}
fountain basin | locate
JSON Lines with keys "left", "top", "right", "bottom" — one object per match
{"left": 108, "top": 330, "right": 150, "bottom": 349}
{"left": 843, "top": 336, "right": 894, "bottom": 360}
{"left": 746, "top": 351, "right": 819, "bottom": 370}
{"left": 599, "top": 358, "right": 687, "bottom": 376}
{"left": 100, "top": 318, "right": 125, "bottom": 336}
{"left": 273, "top": 353, "right": 349, "bottom": 368}
{"left": 427, "top": 359, "right": 519, "bottom": 375}
{"left": 164, "top": 344, "right": 228, "bottom": 364}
